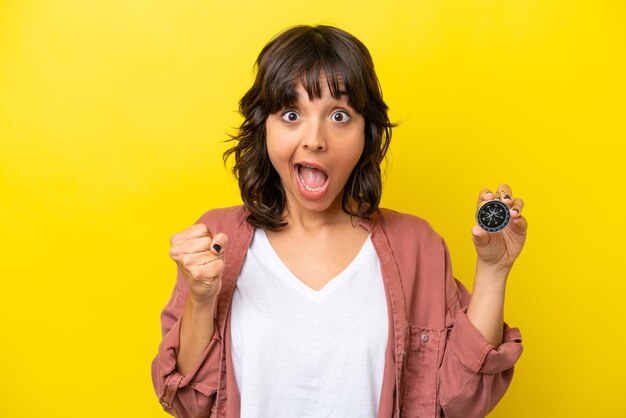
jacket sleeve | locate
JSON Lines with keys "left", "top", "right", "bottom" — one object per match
{"left": 438, "top": 276, "right": 523, "bottom": 418}
{"left": 151, "top": 270, "right": 222, "bottom": 418}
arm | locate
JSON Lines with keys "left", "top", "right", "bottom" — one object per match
{"left": 438, "top": 280, "right": 522, "bottom": 418}
{"left": 467, "top": 184, "right": 527, "bottom": 347}
{"left": 178, "top": 296, "right": 218, "bottom": 375}
{"left": 151, "top": 222, "right": 228, "bottom": 417}
{"left": 438, "top": 184, "right": 527, "bottom": 417}
{"left": 466, "top": 262, "right": 509, "bottom": 347}
{"left": 151, "top": 277, "right": 222, "bottom": 417}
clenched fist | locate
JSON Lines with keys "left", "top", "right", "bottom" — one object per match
{"left": 168, "top": 223, "right": 228, "bottom": 303}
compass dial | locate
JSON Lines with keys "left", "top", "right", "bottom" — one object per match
{"left": 476, "top": 199, "right": 511, "bottom": 233}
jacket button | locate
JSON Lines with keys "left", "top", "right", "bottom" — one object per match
{"left": 420, "top": 333, "right": 429, "bottom": 342}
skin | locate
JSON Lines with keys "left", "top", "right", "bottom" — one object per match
{"left": 263, "top": 78, "right": 370, "bottom": 290}
{"left": 168, "top": 223, "right": 227, "bottom": 375}
{"left": 169, "top": 80, "right": 528, "bottom": 376}
{"left": 468, "top": 185, "right": 527, "bottom": 345}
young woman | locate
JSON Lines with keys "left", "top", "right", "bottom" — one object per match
{"left": 152, "top": 25, "right": 527, "bottom": 418}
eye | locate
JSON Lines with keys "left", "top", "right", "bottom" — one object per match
{"left": 331, "top": 110, "right": 351, "bottom": 123}
{"left": 281, "top": 111, "right": 300, "bottom": 122}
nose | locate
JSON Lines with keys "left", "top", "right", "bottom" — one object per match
{"left": 301, "top": 120, "right": 327, "bottom": 151}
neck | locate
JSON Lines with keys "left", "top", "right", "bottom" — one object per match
{"left": 282, "top": 199, "right": 352, "bottom": 233}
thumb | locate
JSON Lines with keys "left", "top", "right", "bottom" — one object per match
{"left": 471, "top": 225, "right": 491, "bottom": 248}
{"left": 209, "top": 232, "right": 229, "bottom": 255}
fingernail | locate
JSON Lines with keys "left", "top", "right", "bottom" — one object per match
{"left": 511, "top": 208, "right": 519, "bottom": 214}
{"left": 213, "top": 244, "right": 222, "bottom": 253}
{"left": 504, "top": 194, "right": 511, "bottom": 200}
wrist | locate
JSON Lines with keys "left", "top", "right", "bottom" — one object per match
{"left": 186, "top": 294, "right": 218, "bottom": 314}
{"left": 474, "top": 262, "right": 510, "bottom": 294}
{"left": 476, "top": 259, "right": 512, "bottom": 278}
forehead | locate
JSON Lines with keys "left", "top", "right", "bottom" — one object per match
{"left": 263, "top": 59, "right": 366, "bottom": 114}
{"left": 293, "top": 75, "right": 348, "bottom": 101}
{"left": 281, "top": 71, "right": 352, "bottom": 109}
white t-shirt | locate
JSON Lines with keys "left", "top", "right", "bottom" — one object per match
{"left": 230, "top": 228, "right": 389, "bottom": 418}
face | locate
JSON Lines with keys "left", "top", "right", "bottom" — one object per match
{"left": 265, "top": 77, "right": 365, "bottom": 218}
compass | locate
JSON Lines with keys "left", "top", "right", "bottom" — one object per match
{"left": 476, "top": 198, "right": 510, "bottom": 233}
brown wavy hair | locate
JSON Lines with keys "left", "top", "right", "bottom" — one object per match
{"left": 223, "top": 25, "right": 394, "bottom": 230}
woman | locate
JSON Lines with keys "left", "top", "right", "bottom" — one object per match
{"left": 152, "top": 25, "right": 526, "bottom": 418}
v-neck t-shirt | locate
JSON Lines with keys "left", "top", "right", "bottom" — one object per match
{"left": 230, "top": 228, "right": 389, "bottom": 418}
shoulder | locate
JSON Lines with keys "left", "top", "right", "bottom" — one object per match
{"left": 377, "top": 208, "right": 444, "bottom": 247}
{"left": 194, "top": 205, "right": 249, "bottom": 235}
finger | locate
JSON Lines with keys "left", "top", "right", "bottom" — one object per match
{"left": 477, "top": 188, "right": 495, "bottom": 208}
{"left": 210, "top": 232, "right": 229, "bottom": 255}
{"left": 471, "top": 224, "right": 491, "bottom": 248}
{"left": 510, "top": 197, "right": 525, "bottom": 217}
{"left": 495, "top": 183, "right": 513, "bottom": 203}
{"left": 509, "top": 213, "right": 528, "bottom": 233}
{"left": 172, "top": 250, "right": 216, "bottom": 268}
{"left": 170, "top": 235, "right": 213, "bottom": 258}
{"left": 170, "top": 223, "right": 213, "bottom": 246}
{"left": 195, "top": 258, "right": 225, "bottom": 280}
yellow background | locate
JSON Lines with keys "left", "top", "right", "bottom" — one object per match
{"left": 1, "top": 1, "right": 624, "bottom": 417}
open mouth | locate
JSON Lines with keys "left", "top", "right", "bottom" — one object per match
{"left": 295, "top": 164, "right": 329, "bottom": 192}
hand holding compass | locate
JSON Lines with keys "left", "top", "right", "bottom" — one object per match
{"left": 472, "top": 185, "right": 528, "bottom": 271}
